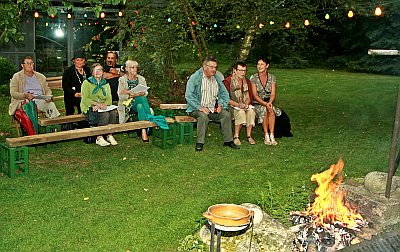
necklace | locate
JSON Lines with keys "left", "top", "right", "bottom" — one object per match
{"left": 75, "top": 68, "right": 86, "bottom": 85}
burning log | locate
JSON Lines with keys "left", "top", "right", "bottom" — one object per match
{"left": 291, "top": 159, "right": 369, "bottom": 251}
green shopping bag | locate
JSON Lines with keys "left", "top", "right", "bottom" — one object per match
{"left": 22, "top": 100, "right": 38, "bottom": 134}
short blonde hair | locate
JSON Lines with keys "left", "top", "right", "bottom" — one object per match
{"left": 125, "top": 60, "right": 139, "bottom": 68}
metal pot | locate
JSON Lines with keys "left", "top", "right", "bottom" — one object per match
{"left": 203, "top": 204, "right": 254, "bottom": 227}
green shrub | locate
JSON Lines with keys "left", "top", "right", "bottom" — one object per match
{"left": 257, "top": 181, "right": 312, "bottom": 226}
{"left": 0, "top": 56, "right": 17, "bottom": 96}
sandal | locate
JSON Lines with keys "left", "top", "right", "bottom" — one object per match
{"left": 247, "top": 136, "right": 256, "bottom": 145}
{"left": 233, "top": 137, "right": 241, "bottom": 146}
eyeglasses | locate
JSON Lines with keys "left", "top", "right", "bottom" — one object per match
{"left": 23, "top": 62, "right": 35, "bottom": 65}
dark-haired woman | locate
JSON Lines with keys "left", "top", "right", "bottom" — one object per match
{"left": 250, "top": 57, "right": 278, "bottom": 146}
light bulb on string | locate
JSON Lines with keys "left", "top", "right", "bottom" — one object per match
{"left": 284, "top": 21, "right": 290, "bottom": 29}
{"left": 374, "top": 6, "right": 382, "bottom": 16}
{"left": 34, "top": 12, "right": 39, "bottom": 18}
{"left": 83, "top": 13, "right": 88, "bottom": 19}
{"left": 304, "top": 19, "right": 310, "bottom": 26}
{"left": 347, "top": 10, "right": 354, "bottom": 18}
{"left": 325, "top": 13, "right": 330, "bottom": 20}
{"left": 269, "top": 21, "right": 274, "bottom": 25}
{"left": 118, "top": 11, "right": 123, "bottom": 17}
{"left": 258, "top": 23, "right": 264, "bottom": 29}
{"left": 67, "top": 13, "right": 72, "bottom": 19}
{"left": 100, "top": 12, "right": 105, "bottom": 19}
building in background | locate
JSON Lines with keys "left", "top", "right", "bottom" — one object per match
{"left": 0, "top": 3, "right": 121, "bottom": 77}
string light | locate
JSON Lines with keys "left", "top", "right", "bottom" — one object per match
{"left": 118, "top": 11, "right": 123, "bottom": 17}
{"left": 347, "top": 10, "right": 354, "bottom": 18}
{"left": 258, "top": 23, "right": 264, "bottom": 29}
{"left": 374, "top": 6, "right": 382, "bottom": 16}
{"left": 34, "top": 12, "right": 39, "bottom": 18}
{"left": 284, "top": 21, "right": 290, "bottom": 29}
{"left": 67, "top": 13, "right": 72, "bottom": 19}
{"left": 269, "top": 21, "right": 274, "bottom": 25}
{"left": 100, "top": 12, "right": 105, "bottom": 18}
{"left": 304, "top": 19, "right": 310, "bottom": 26}
{"left": 325, "top": 13, "right": 330, "bottom": 19}
{"left": 83, "top": 13, "right": 88, "bottom": 19}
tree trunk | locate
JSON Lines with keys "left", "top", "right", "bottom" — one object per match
{"left": 238, "top": 24, "right": 257, "bottom": 62}
{"left": 224, "top": 24, "right": 257, "bottom": 76}
{"left": 183, "top": 4, "right": 203, "bottom": 63}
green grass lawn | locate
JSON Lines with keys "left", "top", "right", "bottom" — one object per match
{"left": 0, "top": 68, "right": 399, "bottom": 251}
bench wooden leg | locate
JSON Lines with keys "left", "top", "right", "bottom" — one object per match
{"left": 152, "top": 124, "right": 177, "bottom": 149}
{"left": 177, "top": 122, "right": 194, "bottom": 144}
{"left": 0, "top": 144, "right": 29, "bottom": 178}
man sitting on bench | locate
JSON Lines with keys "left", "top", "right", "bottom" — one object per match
{"left": 9, "top": 56, "right": 60, "bottom": 119}
{"left": 185, "top": 55, "right": 239, "bottom": 151}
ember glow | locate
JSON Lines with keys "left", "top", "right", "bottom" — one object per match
{"left": 303, "top": 158, "right": 364, "bottom": 230}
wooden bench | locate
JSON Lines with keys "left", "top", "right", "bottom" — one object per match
{"left": 38, "top": 114, "right": 86, "bottom": 133}
{"left": 38, "top": 114, "right": 86, "bottom": 127}
{"left": 1, "top": 117, "right": 176, "bottom": 178}
{"left": 46, "top": 76, "right": 64, "bottom": 101}
{"left": 46, "top": 76, "right": 63, "bottom": 90}
{"left": 159, "top": 104, "right": 197, "bottom": 144}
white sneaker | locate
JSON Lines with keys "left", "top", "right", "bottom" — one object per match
{"left": 107, "top": 135, "right": 118, "bottom": 146}
{"left": 264, "top": 134, "right": 271, "bottom": 145}
{"left": 270, "top": 134, "right": 278, "bottom": 146}
{"left": 96, "top": 137, "right": 110, "bottom": 147}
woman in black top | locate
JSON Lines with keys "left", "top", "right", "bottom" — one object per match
{"left": 62, "top": 55, "right": 91, "bottom": 115}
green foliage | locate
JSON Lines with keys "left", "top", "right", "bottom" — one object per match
{"left": 0, "top": 56, "right": 17, "bottom": 96}
{"left": 327, "top": 2, "right": 400, "bottom": 75}
{"left": 257, "top": 181, "right": 312, "bottom": 226}
{"left": 0, "top": 3, "right": 23, "bottom": 44}
{"left": 178, "top": 234, "right": 208, "bottom": 252}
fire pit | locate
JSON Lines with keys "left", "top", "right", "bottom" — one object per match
{"left": 291, "top": 158, "right": 369, "bottom": 251}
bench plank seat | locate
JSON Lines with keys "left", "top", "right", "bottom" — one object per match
{"left": 38, "top": 114, "right": 86, "bottom": 127}
{"left": 160, "top": 104, "right": 187, "bottom": 110}
{"left": 46, "top": 76, "right": 62, "bottom": 90}
{"left": 175, "top": 115, "right": 197, "bottom": 123}
{"left": 6, "top": 117, "right": 175, "bottom": 148}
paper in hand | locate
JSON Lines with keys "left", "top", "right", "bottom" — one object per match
{"left": 128, "top": 84, "right": 150, "bottom": 94}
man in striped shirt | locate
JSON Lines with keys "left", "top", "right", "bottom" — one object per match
{"left": 185, "top": 55, "right": 239, "bottom": 151}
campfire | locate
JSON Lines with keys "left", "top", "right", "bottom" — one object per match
{"left": 291, "top": 158, "right": 369, "bottom": 251}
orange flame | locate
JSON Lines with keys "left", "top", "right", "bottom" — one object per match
{"left": 303, "top": 158, "right": 364, "bottom": 229}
